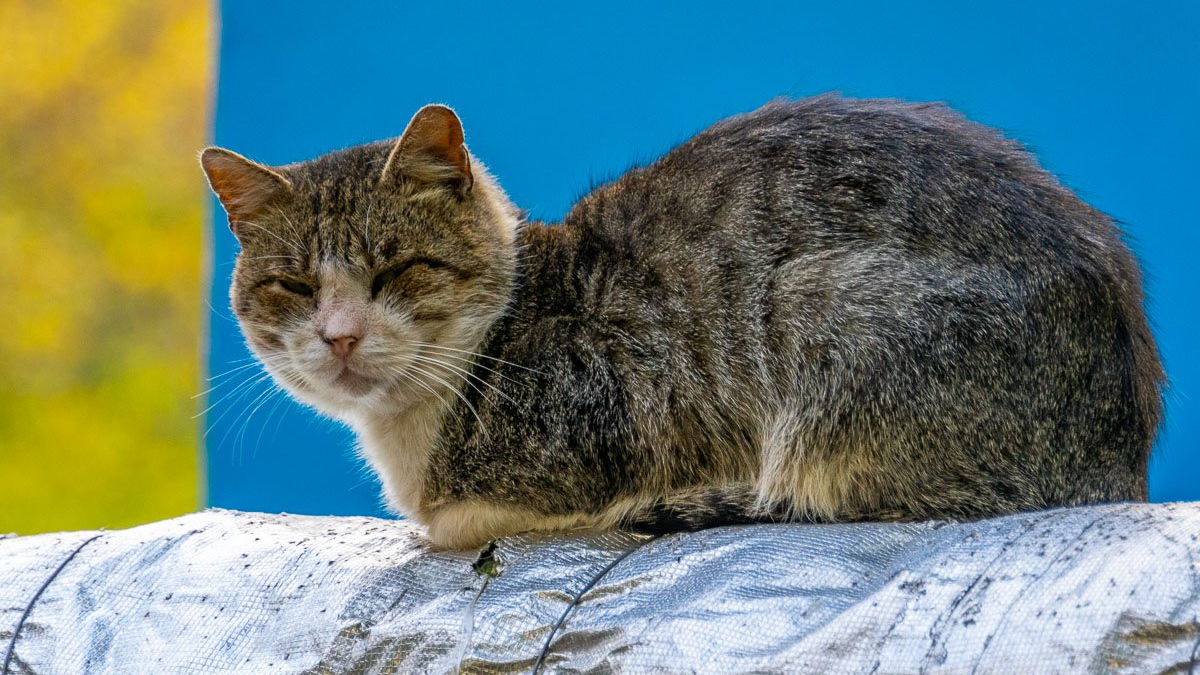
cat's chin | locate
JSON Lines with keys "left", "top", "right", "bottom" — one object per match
{"left": 274, "top": 366, "right": 385, "bottom": 420}
{"left": 297, "top": 376, "right": 432, "bottom": 423}
{"left": 333, "top": 367, "right": 378, "bottom": 396}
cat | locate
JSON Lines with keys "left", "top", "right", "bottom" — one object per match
{"left": 201, "top": 95, "right": 1164, "bottom": 550}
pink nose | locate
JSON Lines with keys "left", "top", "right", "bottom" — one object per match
{"left": 324, "top": 334, "right": 359, "bottom": 359}
{"left": 318, "top": 307, "right": 365, "bottom": 359}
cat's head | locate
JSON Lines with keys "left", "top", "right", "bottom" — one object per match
{"left": 201, "top": 105, "right": 521, "bottom": 421}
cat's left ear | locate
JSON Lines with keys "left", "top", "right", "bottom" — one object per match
{"left": 380, "top": 104, "right": 473, "bottom": 192}
{"left": 200, "top": 147, "right": 293, "bottom": 230}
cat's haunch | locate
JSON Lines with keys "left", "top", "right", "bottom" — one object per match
{"left": 202, "top": 96, "right": 1163, "bottom": 550}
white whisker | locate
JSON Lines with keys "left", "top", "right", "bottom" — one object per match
{"left": 194, "top": 369, "right": 273, "bottom": 419}
{"left": 239, "top": 220, "right": 304, "bottom": 252}
{"left": 197, "top": 354, "right": 287, "bottom": 395}
{"left": 204, "top": 297, "right": 240, "bottom": 327}
{"left": 363, "top": 202, "right": 373, "bottom": 253}
{"left": 402, "top": 360, "right": 485, "bottom": 434}
{"left": 222, "top": 383, "right": 282, "bottom": 462}
{"left": 237, "top": 385, "right": 286, "bottom": 460}
{"left": 409, "top": 347, "right": 525, "bottom": 389}
{"left": 274, "top": 209, "right": 311, "bottom": 256}
{"left": 238, "top": 255, "right": 301, "bottom": 263}
{"left": 201, "top": 371, "right": 275, "bottom": 429}
{"left": 404, "top": 340, "right": 544, "bottom": 375}
{"left": 407, "top": 353, "right": 517, "bottom": 407}
{"left": 394, "top": 367, "right": 452, "bottom": 412}
{"left": 252, "top": 387, "right": 291, "bottom": 457}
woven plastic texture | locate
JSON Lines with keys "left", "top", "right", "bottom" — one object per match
{"left": 2, "top": 503, "right": 1198, "bottom": 674}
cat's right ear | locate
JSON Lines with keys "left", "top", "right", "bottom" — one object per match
{"left": 380, "top": 105, "right": 473, "bottom": 192}
{"left": 200, "top": 147, "right": 292, "bottom": 235}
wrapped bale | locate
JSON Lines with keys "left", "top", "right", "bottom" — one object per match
{"left": 2, "top": 503, "right": 1198, "bottom": 674}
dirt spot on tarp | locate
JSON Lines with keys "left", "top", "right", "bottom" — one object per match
{"left": 1122, "top": 621, "right": 1198, "bottom": 646}
{"left": 1088, "top": 613, "right": 1199, "bottom": 675}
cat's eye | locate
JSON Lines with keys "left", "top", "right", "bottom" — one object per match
{"left": 275, "top": 278, "right": 315, "bottom": 297}
{"left": 371, "top": 258, "right": 448, "bottom": 299}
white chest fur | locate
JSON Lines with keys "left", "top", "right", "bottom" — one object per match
{"left": 354, "top": 399, "right": 447, "bottom": 520}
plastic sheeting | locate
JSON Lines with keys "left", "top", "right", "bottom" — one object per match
{"left": 2, "top": 503, "right": 1198, "bottom": 674}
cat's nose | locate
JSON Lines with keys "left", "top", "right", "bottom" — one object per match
{"left": 323, "top": 334, "right": 359, "bottom": 359}
{"left": 319, "top": 307, "right": 366, "bottom": 359}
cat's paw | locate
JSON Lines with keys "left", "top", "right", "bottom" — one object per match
{"left": 423, "top": 501, "right": 535, "bottom": 550}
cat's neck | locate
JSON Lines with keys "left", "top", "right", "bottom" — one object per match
{"left": 353, "top": 394, "right": 452, "bottom": 520}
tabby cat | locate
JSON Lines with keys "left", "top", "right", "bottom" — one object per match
{"left": 201, "top": 95, "right": 1163, "bottom": 549}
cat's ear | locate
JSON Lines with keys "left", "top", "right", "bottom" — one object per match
{"left": 380, "top": 104, "right": 473, "bottom": 191}
{"left": 200, "top": 147, "right": 292, "bottom": 231}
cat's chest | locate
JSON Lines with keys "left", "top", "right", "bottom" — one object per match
{"left": 356, "top": 402, "right": 447, "bottom": 518}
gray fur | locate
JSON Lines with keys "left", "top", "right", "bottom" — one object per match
{"left": 204, "top": 95, "right": 1164, "bottom": 548}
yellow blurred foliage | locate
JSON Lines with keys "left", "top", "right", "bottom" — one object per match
{"left": 0, "top": 0, "right": 211, "bottom": 533}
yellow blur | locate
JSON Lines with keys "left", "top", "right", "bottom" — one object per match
{"left": 0, "top": 1, "right": 211, "bottom": 533}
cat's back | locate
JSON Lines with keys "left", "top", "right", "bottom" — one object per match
{"left": 538, "top": 94, "right": 1162, "bottom": 515}
{"left": 560, "top": 95, "right": 1151, "bottom": 343}
{"left": 575, "top": 95, "right": 1119, "bottom": 262}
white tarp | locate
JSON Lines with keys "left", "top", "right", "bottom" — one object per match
{"left": 2, "top": 503, "right": 1198, "bottom": 674}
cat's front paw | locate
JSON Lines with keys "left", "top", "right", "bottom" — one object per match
{"left": 423, "top": 501, "right": 570, "bottom": 550}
